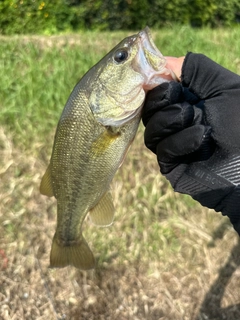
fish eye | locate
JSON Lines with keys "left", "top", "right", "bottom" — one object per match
{"left": 113, "top": 49, "right": 129, "bottom": 63}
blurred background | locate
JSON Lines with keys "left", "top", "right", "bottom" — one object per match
{"left": 0, "top": 1, "right": 240, "bottom": 320}
{"left": 0, "top": 0, "right": 240, "bottom": 35}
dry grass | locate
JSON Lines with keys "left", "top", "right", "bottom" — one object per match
{"left": 1, "top": 124, "right": 240, "bottom": 320}
{"left": 1, "top": 28, "right": 240, "bottom": 320}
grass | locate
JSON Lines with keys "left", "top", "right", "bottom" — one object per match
{"left": 1, "top": 26, "right": 240, "bottom": 319}
{"left": 0, "top": 25, "right": 240, "bottom": 148}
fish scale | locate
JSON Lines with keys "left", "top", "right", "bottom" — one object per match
{"left": 40, "top": 27, "right": 177, "bottom": 270}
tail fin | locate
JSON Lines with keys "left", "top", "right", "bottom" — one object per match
{"left": 50, "top": 235, "right": 95, "bottom": 270}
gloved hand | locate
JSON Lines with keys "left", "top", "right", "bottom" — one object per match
{"left": 142, "top": 52, "right": 240, "bottom": 234}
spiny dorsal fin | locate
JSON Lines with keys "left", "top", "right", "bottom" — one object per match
{"left": 89, "top": 190, "right": 114, "bottom": 226}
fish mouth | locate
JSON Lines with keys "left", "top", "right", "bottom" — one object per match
{"left": 134, "top": 26, "right": 177, "bottom": 90}
{"left": 138, "top": 26, "right": 166, "bottom": 71}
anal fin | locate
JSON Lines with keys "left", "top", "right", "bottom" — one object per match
{"left": 89, "top": 190, "right": 115, "bottom": 226}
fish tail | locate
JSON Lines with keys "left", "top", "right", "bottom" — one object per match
{"left": 50, "top": 234, "right": 95, "bottom": 270}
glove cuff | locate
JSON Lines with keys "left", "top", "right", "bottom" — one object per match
{"left": 165, "top": 161, "right": 240, "bottom": 234}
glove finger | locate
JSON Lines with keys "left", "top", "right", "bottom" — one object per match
{"left": 142, "top": 81, "right": 184, "bottom": 126}
{"left": 156, "top": 125, "right": 214, "bottom": 174}
{"left": 144, "top": 101, "right": 194, "bottom": 153}
{"left": 182, "top": 53, "right": 240, "bottom": 99}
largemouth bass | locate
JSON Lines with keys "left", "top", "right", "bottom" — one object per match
{"left": 40, "top": 27, "right": 176, "bottom": 270}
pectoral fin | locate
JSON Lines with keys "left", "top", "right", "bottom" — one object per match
{"left": 40, "top": 165, "right": 54, "bottom": 197}
{"left": 89, "top": 190, "right": 115, "bottom": 226}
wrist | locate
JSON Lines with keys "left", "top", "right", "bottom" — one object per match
{"left": 165, "top": 56, "right": 185, "bottom": 80}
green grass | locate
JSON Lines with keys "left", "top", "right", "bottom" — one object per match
{"left": 0, "top": 26, "right": 240, "bottom": 148}
{"left": 1, "top": 26, "right": 240, "bottom": 320}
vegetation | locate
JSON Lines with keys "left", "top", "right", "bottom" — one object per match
{"left": 1, "top": 27, "right": 240, "bottom": 319}
{"left": 1, "top": 26, "right": 240, "bottom": 148}
{"left": 0, "top": 0, "right": 240, "bottom": 35}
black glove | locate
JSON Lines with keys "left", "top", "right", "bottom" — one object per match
{"left": 142, "top": 52, "right": 240, "bottom": 234}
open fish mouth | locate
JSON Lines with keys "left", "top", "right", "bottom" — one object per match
{"left": 134, "top": 26, "right": 177, "bottom": 89}
{"left": 138, "top": 26, "right": 166, "bottom": 71}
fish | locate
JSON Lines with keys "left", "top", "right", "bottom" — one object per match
{"left": 40, "top": 27, "right": 177, "bottom": 270}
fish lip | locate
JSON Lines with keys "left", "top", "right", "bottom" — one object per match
{"left": 138, "top": 26, "right": 161, "bottom": 57}
{"left": 135, "top": 26, "right": 177, "bottom": 89}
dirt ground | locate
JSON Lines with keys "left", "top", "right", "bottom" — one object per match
{"left": 1, "top": 126, "right": 240, "bottom": 320}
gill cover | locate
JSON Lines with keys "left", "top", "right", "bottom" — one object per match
{"left": 89, "top": 34, "right": 145, "bottom": 127}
